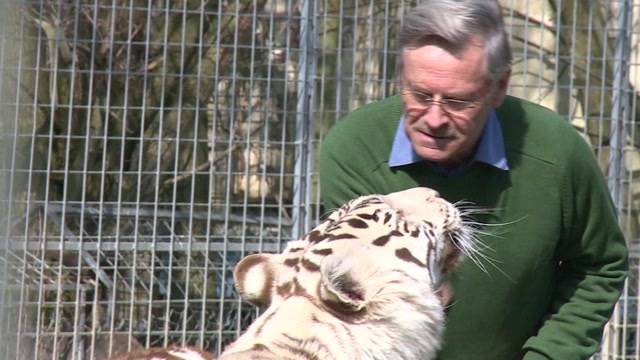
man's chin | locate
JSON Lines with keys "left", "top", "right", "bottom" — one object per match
{"left": 414, "top": 148, "right": 455, "bottom": 164}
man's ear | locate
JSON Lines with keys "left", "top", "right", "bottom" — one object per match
{"left": 491, "top": 66, "right": 511, "bottom": 108}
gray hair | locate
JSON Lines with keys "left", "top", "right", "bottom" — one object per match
{"left": 396, "top": 0, "right": 511, "bottom": 82}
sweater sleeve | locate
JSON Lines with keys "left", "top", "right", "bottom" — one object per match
{"left": 318, "top": 121, "right": 378, "bottom": 212}
{"left": 522, "top": 133, "right": 628, "bottom": 359}
{"left": 319, "top": 96, "right": 404, "bottom": 211}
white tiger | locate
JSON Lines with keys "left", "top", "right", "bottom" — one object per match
{"left": 219, "top": 187, "right": 476, "bottom": 360}
{"left": 110, "top": 187, "right": 476, "bottom": 360}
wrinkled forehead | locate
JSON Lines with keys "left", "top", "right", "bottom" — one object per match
{"left": 306, "top": 198, "right": 439, "bottom": 254}
{"left": 340, "top": 193, "right": 457, "bottom": 228}
{"left": 321, "top": 198, "right": 404, "bottom": 233}
{"left": 337, "top": 194, "right": 388, "bottom": 214}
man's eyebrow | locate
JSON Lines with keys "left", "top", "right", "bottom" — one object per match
{"left": 405, "top": 85, "right": 433, "bottom": 94}
{"left": 406, "top": 86, "right": 476, "bottom": 100}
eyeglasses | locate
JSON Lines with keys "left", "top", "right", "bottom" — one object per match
{"left": 401, "top": 89, "right": 482, "bottom": 113}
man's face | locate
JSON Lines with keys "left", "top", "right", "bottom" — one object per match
{"left": 400, "top": 38, "right": 509, "bottom": 168}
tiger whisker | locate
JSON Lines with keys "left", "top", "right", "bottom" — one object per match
{"left": 453, "top": 201, "right": 503, "bottom": 214}
{"left": 452, "top": 228, "right": 515, "bottom": 282}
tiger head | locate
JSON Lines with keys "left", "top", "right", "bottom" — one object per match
{"left": 220, "top": 187, "right": 476, "bottom": 360}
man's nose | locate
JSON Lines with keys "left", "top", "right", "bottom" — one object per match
{"left": 421, "top": 104, "right": 450, "bottom": 130}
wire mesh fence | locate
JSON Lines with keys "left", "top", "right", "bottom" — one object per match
{"left": 0, "top": 0, "right": 639, "bottom": 359}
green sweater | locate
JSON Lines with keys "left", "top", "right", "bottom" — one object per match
{"left": 319, "top": 95, "right": 628, "bottom": 360}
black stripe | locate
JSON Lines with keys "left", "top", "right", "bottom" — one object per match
{"left": 395, "top": 247, "right": 427, "bottom": 268}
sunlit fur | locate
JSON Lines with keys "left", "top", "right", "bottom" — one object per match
{"left": 222, "top": 187, "right": 476, "bottom": 360}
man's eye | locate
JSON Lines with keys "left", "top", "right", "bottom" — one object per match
{"left": 444, "top": 98, "right": 473, "bottom": 110}
{"left": 443, "top": 97, "right": 469, "bottom": 104}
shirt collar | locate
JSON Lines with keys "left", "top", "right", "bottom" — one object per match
{"left": 389, "top": 110, "right": 509, "bottom": 172}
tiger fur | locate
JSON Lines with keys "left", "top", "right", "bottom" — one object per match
{"left": 219, "top": 187, "right": 476, "bottom": 360}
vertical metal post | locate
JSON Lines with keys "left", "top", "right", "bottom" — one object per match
{"left": 607, "top": 0, "right": 631, "bottom": 204}
{"left": 604, "top": 1, "right": 632, "bottom": 358}
{"left": 292, "top": 0, "right": 317, "bottom": 239}
{"left": 0, "top": 1, "right": 12, "bottom": 357}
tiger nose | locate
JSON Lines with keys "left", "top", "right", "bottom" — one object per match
{"left": 424, "top": 188, "right": 440, "bottom": 201}
{"left": 417, "top": 188, "right": 441, "bottom": 203}
{"left": 406, "top": 187, "right": 440, "bottom": 200}
{"left": 423, "top": 199, "right": 450, "bottom": 225}
{"left": 382, "top": 187, "right": 441, "bottom": 214}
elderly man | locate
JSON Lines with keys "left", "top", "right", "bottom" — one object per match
{"left": 319, "top": 0, "right": 628, "bottom": 359}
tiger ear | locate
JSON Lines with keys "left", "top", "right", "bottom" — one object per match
{"left": 233, "top": 254, "right": 277, "bottom": 308}
{"left": 318, "top": 255, "right": 367, "bottom": 313}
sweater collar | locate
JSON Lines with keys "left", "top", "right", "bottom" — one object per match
{"left": 389, "top": 110, "right": 509, "bottom": 174}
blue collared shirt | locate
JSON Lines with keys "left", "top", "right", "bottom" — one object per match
{"left": 389, "top": 110, "right": 509, "bottom": 175}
